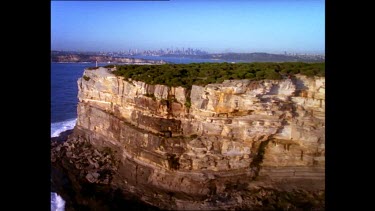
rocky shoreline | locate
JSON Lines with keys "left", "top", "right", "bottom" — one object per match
{"left": 51, "top": 132, "right": 161, "bottom": 211}
{"left": 51, "top": 131, "right": 324, "bottom": 210}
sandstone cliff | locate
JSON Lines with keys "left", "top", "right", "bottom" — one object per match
{"left": 53, "top": 66, "right": 325, "bottom": 210}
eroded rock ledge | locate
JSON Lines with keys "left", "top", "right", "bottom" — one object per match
{"left": 52, "top": 67, "right": 325, "bottom": 210}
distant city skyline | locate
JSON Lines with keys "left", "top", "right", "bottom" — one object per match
{"left": 51, "top": 48, "right": 324, "bottom": 56}
{"left": 51, "top": 0, "right": 325, "bottom": 54}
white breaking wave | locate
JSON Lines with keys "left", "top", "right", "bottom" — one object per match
{"left": 51, "top": 192, "right": 65, "bottom": 211}
{"left": 51, "top": 118, "right": 77, "bottom": 138}
{"left": 51, "top": 119, "right": 73, "bottom": 210}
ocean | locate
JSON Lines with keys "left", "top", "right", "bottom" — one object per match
{"left": 51, "top": 62, "right": 93, "bottom": 211}
{"left": 51, "top": 62, "right": 92, "bottom": 135}
{"left": 50, "top": 56, "right": 237, "bottom": 210}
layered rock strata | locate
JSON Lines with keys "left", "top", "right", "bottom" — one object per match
{"left": 53, "top": 67, "right": 325, "bottom": 210}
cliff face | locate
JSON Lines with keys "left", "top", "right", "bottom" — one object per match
{"left": 66, "top": 67, "right": 325, "bottom": 209}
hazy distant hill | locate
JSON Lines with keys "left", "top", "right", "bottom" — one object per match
{"left": 164, "top": 52, "right": 324, "bottom": 62}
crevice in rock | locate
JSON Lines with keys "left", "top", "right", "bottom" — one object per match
{"left": 185, "top": 88, "right": 192, "bottom": 112}
{"left": 135, "top": 164, "right": 138, "bottom": 184}
{"left": 166, "top": 153, "right": 180, "bottom": 170}
{"left": 250, "top": 138, "right": 271, "bottom": 179}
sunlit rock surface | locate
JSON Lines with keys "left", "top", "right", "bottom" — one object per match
{"left": 53, "top": 67, "right": 325, "bottom": 210}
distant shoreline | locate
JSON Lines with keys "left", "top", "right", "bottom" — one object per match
{"left": 52, "top": 53, "right": 324, "bottom": 63}
{"left": 52, "top": 62, "right": 93, "bottom": 64}
{"left": 51, "top": 61, "right": 168, "bottom": 65}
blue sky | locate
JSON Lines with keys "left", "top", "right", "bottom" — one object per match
{"left": 51, "top": 0, "right": 325, "bottom": 54}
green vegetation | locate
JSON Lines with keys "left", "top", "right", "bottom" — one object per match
{"left": 190, "top": 134, "right": 198, "bottom": 139}
{"left": 112, "top": 62, "right": 324, "bottom": 89}
{"left": 144, "top": 93, "right": 156, "bottom": 100}
{"left": 83, "top": 75, "right": 91, "bottom": 81}
{"left": 102, "top": 147, "right": 115, "bottom": 156}
{"left": 184, "top": 89, "right": 192, "bottom": 109}
{"left": 184, "top": 100, "right": 191, "bottom": 109}
{"left": 87, "top": 66, "right": 99, "bottom": 70}
{"left": 104, "top": 64, "right": 115, "bottom": 68}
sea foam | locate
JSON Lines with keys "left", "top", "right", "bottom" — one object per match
{"left": 51, "top": 119, "right": 73, "bottom": 210}
{"left": 51, "top": 192, "right": 65, "bottom": 211}
{"left": 51, "top": 118, "right": 77, "bottom": 138}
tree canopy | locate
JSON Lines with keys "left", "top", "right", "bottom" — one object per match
{"left": 111, "top": 62, "right": 324, "bottom": 88}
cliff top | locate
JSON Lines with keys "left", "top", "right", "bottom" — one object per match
{"left": 91, "top": 62, "right": 324, "bottom": 89}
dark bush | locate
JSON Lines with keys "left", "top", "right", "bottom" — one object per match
{"left": 83, "top": 75, "right": 90, "bottom": 81}
{"left": 265, "top": 69, "right": 282, "bottom": 80}
{"left": 104, "top": 64, "right": 115, "bottom": 68}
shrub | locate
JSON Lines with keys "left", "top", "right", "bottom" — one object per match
{"left": 256, "top": 70, "right": 266, "bottom": 79}
{"left": 265, "top": 69, "right": 282, "bottom": 80}
{"left": 83, "top": 75, "right": 90, "bottom": 81}
{"left": 104, "top": 64, "right": 115, "bottom": 68}
{"left": 144, "top": 93, "right": 156, "bottom": 100}
{"left": 245, "top": 73, "right": 255, "bottom": 79}
{"left": 185, "top": 100, "right": 191, "bottom": 109}
{"left": 300, "top": 69, "right": 315, "bottom": 77}
{"left": 190, "top": 134, "right": 198, "bottom": 139}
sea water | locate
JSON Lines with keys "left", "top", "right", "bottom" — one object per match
{"left": 51, "top": 62, "right": 93, "bottom": 211}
